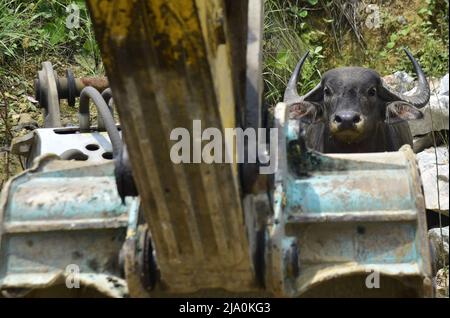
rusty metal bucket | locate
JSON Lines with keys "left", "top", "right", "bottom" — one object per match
{"left": 266, "top": 103, "right": 433, "bottom": 297}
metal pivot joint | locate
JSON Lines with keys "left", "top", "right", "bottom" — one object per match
{"left": 34, "top": 61, "right": 109, "bottom": 128}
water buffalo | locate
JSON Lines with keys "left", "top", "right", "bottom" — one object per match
{"left": 284, "top": 49, "right": 430, "bottom": 153}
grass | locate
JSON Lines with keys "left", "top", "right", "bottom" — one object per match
{"left": 1, "top": 0, "right": 449, "bottom": 184}
{"left": 262, "top": 0, "right": 449, "bottom": 106}
{"left": 0, "top": 0, "right": 100, "bottom": 68}
{"left": 0, "top": 0, "right": 103, "bottom": 186}
{"left": 263, "top": 0, "right": 326, "bottom": 107}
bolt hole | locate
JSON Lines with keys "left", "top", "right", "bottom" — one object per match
{"left": 102, "top": 152, "right": 113, "bottom": 160}
{"left": 357, "top": 226, "right": 366, "bottom": 235}
{"left": 86, "top": 144, "right": 100, "bottom": 151}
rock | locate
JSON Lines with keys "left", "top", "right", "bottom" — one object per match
{"left": 434, "top": 267, "right": 449, "bottom": 298}
{"left": 429, "top": 226, "right": 449, "bottom": 272}
{"left": 428, "top": 77, "right": 442, "bottom": 94}
{"left": 394, "top": 71, "right": 414, "bottom": 93}
{"left": 440, "top": 74, "right": 449, "bottom": 96}
{"left": 382, "top": 74, "right": 395, "bottom": 82}
{"left": 382, "top": 72, "right": 415, "bottom": 93}
{"left": 416, "top": 146, "right": 449, "bottom": 213}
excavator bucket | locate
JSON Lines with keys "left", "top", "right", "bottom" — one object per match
{"left": 0, "top": 0, "right": 432, "bottom": 298}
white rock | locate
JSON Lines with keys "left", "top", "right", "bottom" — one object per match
{"left": 439, "top": 74, "right": 449, "bottom": 96}
{"left": 383, "top": 72, "right": 414, "bottom": 93}
{"left": 394, "top": 71, "right": 414, "bottom": 93}
{"left": 416, "top": 146, "right": 449, "bottom": 213}
{"left": 435, "top": 268, "right": 449, "bottom": 298}
{"left": 428, "top": 77, "right": 442, "bottom": 95}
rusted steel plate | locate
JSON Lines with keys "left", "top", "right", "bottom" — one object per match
{"left": 0, "top": 155, "right": 137, "bottom": 297}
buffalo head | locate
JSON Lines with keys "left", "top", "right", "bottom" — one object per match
{"left": 284, "top": 49, "right": 430, "bottom": 146}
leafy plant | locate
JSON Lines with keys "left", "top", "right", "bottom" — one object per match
{"left": 0, "top": 0, "right": 101, "bottom": 67}
{"left": 1, "top": 0, "right": 104, "bottom": 184}
{"left": 263, "top": 0, "right": 449, "bottom": 110}
{"left": 263, "top": 0, "right": 324, "bottom": 107}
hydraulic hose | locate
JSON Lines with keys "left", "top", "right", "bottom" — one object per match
{"left": 79, "top": 86, "right": 122, "bottom": 157}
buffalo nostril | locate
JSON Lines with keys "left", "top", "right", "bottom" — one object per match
{"left": 333, "top": 112, "right": 362, "bottom": 128}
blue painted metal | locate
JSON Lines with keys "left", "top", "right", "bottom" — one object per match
{"left": 267, "top": 103, "right": 433, "bottom": 297}
{"left": 0, "top": 103, "right": 434, "bottom": 297}
{"left": 0, "top": 154, "right": 138, "bottom": 297}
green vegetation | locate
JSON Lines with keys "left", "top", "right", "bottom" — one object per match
{"left": 263, "top": 0, "right": 449, "bottom": 107}
{"left": 1, "top": 0, "right": 448, "bottom": 185}
{"left": 0, "top": 0, "right": 102, "bottom": 185}
{"left": 0, "top": 0, "right": 100, "bottom": 72}
{"left": 375, "top": 0, "right": 449, "bottom": 77}
{"left": 263, "top": 0, "right": 325, "bottom": 105}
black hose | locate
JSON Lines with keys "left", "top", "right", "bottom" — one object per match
{"left": 79, "top": 86, "right": 122, "bottom": 157}
{"left": 101, "top": 88, "right": 113, "bottom": 113}
{"left": 98, "top": 88, "right": 114, "bottom": 131}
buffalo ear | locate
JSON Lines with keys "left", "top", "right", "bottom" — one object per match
{"left": 385, "top": 101, "right": 423, "bottom": 124}
{"left": 289, "top": 101, "right": 322, "bottom": 124}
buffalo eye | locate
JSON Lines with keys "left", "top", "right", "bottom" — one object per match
{"left": 324, "top": 86, "right": 331, "bottom": 96}
{"left": 368, "top": 87, "right": 377, "bottom": 97}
